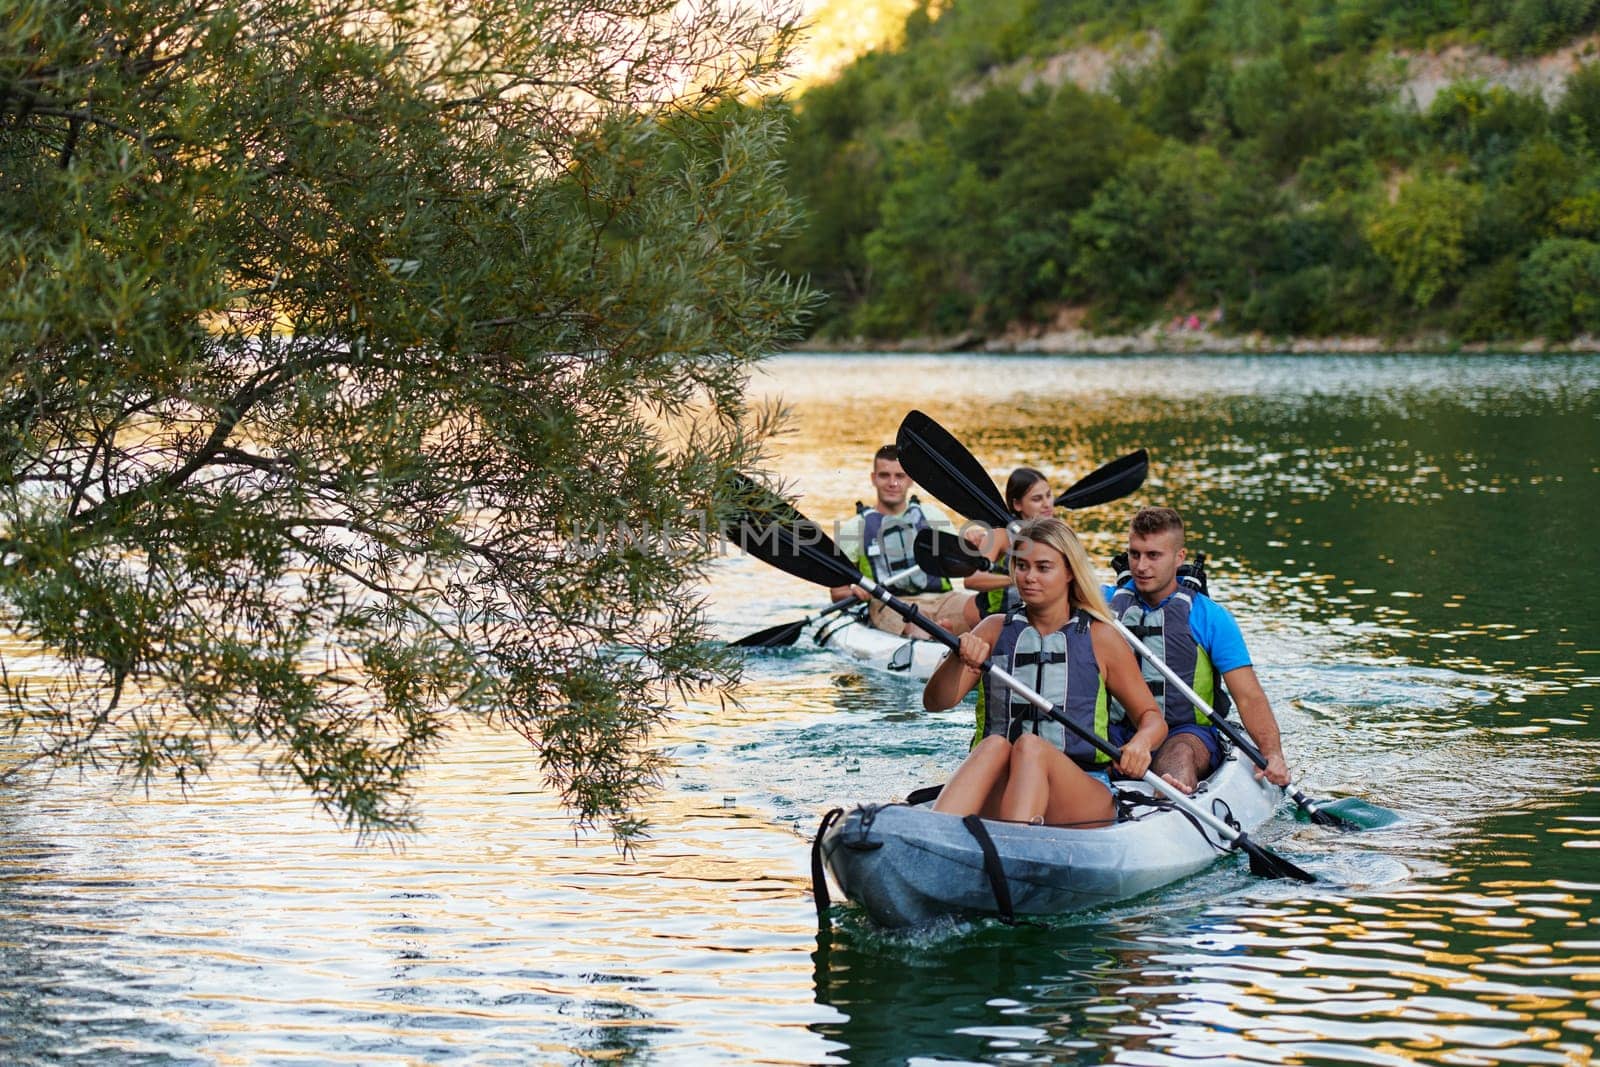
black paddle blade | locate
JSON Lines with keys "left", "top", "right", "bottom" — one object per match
{"left": 1055, "top": 449, "right": 1149, "bottom": 510}
{"left": 722, "top": 476, "right": 859, "bottom": 590}
{"left": 915, "top": 527, "right": 990, "bottom": 579}
{"left": 896, "top": 411, "right": 1010, "bottom": 525}
{"left": 728, "top": 618, "right": 808, "bottom": 649}
{"left": 1241, "top": 836, "right": 1317, "bottom": 883}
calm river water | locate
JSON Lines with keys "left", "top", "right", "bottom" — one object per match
{"left": 2, "top": 353, "right": 1597, "bottom": 1065}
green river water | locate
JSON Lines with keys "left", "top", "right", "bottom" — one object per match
{"left": 1, "top": 352, "right": 1596, "bottom": 1065}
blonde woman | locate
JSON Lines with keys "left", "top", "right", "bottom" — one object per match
{"left": 924, "top": 516, "right": 1166, "bottom": 828}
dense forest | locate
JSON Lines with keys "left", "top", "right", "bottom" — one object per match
{"left": 773, "top": 0, "right": 1600, "bottom": 344}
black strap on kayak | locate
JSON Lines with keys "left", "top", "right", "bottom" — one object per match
{"left": 811, "top": 807, "right": 845, "bottom": 924}
{"left": 1113, "top": 789, "right": 1172, "bottom": 817}
{"left": 1111, "top": 789, "right": 1138, "bottom": 822}
{"left": 1211, "top": 797, "right": 1244, "bottom": 842}
{"left": 960, "top": 815, "right": 1015, "bottom": 925}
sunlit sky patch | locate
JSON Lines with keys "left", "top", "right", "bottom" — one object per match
{"left": 790, "top": 0, "right": 923, "bottom": 86}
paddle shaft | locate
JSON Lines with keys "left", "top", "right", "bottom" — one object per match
{"left": 842, "top": 563, "right": 926, "bottom": 594}
{"left": 735, "top": 565, "right": 925, "bottom": 647}
{"left": 811, "top": 561, "right": 927, "bottom": 620}
{"left": 853, "top": 575, "right": 1280, "bottom": 854}
{"left": 733, "top": 594, "right": 854, "bottom": 647}
{"left": 810, "top": 563, "right": 927, "bottom": 627}
{"left": 813, "top": 592, "right": 862, "bottom": 620}
{"left": 1105, "top": 614, "right": 1339, "bottom": 822}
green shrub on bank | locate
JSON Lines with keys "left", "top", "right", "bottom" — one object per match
{"left": 1520, "top": 237, "right": 1600, "bottom": 336}
{"left": 1367, "top": 175, "right": 1483, "bottom": 308}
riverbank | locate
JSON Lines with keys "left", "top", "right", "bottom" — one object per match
{"left": 790, "top": 319, "right": 1600, "bottom": 355}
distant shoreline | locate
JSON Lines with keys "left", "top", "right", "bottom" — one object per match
{"left": 789, "top": 325, "right": 1600, "bottom": 356}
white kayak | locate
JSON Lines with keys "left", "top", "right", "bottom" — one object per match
{"left": 812, "top": 610, "right": 950, "bottom": 679}
{"left": 816, "top": 744, "right": 1285, "bottom": 927}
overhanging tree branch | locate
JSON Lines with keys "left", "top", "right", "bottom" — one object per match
{"left": 0, "top": 0, "right": 814, "bottom": 840}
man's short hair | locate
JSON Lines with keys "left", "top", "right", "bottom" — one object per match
{"left": 873, "top": 444, "right": 899, "bottom": 465}
{"left": 1131, "top": 506, "right": 1184, "bottom": 543}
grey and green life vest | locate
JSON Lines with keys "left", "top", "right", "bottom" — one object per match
{"left": 1107, "top": 585, "right": 1231, "bottom": 727}
{"left": 857, "top": 501, "right": 951, "bottom": 594}
{"left": 975, "top": 611, "right": 1118, "bottom": 767}
{"left": 977, "top": 555, "right": 1019, "bottom": 618}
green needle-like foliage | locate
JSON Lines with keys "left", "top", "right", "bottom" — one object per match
{"left": 0, "top": 0, "right": 815, "bottom": 840}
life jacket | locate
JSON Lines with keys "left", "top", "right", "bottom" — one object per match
{"left": 973, "top": 549, "right": 1019, "bottom": 618}
{"left": 856, "top": 499, "right": 950, "bottom": 594}
{"left": 974, "top": 611, "right": 1118, "bottom": 767}
{"left": 1107, "top": 584, "right": 1231, "bottom": 727}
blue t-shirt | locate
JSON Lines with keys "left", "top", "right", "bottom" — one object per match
{"left": 1101, "top": 584, "right": 1252, "bottom": 674}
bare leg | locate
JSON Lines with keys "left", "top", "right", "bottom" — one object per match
{"left": 903, "top": 591, "right": 969, "bottom": 639}
{"left": 932, "top": 591, "right": 971, "bottom": 636}
{"left": 1153, "top": 732, "right": 1212, "bottom": 794}
{"left": 960, "top": 593, "right": 982, "bottom": 632}
{"left": 932, "top": 736, "right": 1013, "bottom": 816}
{"left": 869, "top": 594, "right": 948, "bottom": 638}
{"left": 867, "top": 598, "right": 911, "bottom": 636}
{"left": 1001, "top": 734, "right": 1116, "bottom": 827}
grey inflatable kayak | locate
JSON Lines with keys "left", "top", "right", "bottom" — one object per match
{"left": 817, "top": 744, "right": 1285, "bottom": 927}
{"left": 813, "top": 610, "right": 949, "bottom": 679}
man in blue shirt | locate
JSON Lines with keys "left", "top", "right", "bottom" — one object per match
{"left": 1106, "top": 507, "right": 1293, "bottom": 793}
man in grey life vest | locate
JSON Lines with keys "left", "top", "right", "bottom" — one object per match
{"left": 829, "top": 444, "right": 971, "bottom": 638}
{"left": 1106, "top": 506, "right": 1293, "bottom": 793}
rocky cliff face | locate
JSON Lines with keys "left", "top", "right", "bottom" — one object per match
{"left": 1390, "top": 37, "right": 1598, "bottom": 107}
{"left": 955, "top": 32, "right": 1599, "bottom": 108}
